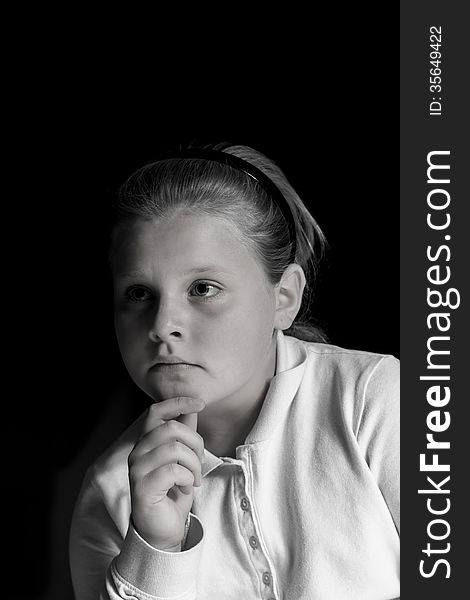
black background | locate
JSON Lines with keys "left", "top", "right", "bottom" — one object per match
{"left": 11, "top": 13, "right": 400, "bottom": 599}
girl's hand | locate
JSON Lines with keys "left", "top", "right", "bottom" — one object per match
{"left": 128, "top": 396, "right": 206, "bottom": 551}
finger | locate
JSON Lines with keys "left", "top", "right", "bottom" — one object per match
{"left": 178, "top": 411, "right": 198, "bottom": 433}
{"left": 134, "top": 420, "right": 204, "bottom": 460}
{"left": 143, "top": 463, "right": 195, "bottom": 497}
{"left": 143, "top": 397, "right": 206, "bottom": 435}
{"left": 130, "top": 442, "right": 203, "bottom": 487}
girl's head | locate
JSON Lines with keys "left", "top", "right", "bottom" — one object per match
{"left": 109, "top": 143, "right": 326, "bottom": 406}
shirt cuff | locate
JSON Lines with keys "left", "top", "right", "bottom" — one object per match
{"left": 113, "top": 513, "right": 203, "bottom": 599}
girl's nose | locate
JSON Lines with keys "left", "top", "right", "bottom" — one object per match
{"left": 148, "top": 298, "right": 184, "bottom": 342}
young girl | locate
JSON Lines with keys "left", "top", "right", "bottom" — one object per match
{"left": 69, "top": 143, "right": 400, "bottom": 600}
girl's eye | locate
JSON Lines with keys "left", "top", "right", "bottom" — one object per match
{"left": 189, "top": 281, "right": 221, "bottom": 299}
{"left": 125, "top": 286, "right": 153, "bottom": 302}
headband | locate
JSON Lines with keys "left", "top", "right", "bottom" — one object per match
{"left": 156, "top": 148, "right": 297, "bottom": 263}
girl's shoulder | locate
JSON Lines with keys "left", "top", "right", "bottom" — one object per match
{"left": 290, "top": 335, "right": 399, "bottom": 378}
{"left": 287, "top": 336, "right": 399, "bottom": 432}
{"left": 301, "top": 337, "right": 397, "bottom": 359}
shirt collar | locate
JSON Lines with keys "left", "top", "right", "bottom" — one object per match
{"left": 245, "top": 329, "right": 308, "bottom": 443}
{"left": 202, "top": 330, "right": 308, "bottom": 475}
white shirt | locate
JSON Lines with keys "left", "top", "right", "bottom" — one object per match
{"left": 69, "top": 330, "right": 400, "bottom": 600}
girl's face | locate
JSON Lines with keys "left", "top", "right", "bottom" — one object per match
{"left": 112, "top": 214, "right": 279, "bottom": 411}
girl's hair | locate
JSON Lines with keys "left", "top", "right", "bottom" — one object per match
{"left": 110, "top": 142, "right": 328, "bottom": 342}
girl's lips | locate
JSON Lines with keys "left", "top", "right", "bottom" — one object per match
{"left": 152, "top": 356, "right": 197, "bottom": 365}
{"left": 150, "top": 363, "right": 199, "bottom": 371}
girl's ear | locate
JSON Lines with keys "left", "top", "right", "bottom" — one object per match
{"left": 273, "top": 264, "right": 307, "bottom": 330}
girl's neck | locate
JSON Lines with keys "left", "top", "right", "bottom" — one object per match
{"left": 199, "top": 392, "right": 267, "bottom": 458}
{"left": 198, "top": 340, "right": 277, "bottom": 459}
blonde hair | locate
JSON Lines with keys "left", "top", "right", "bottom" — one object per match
{"left": 110, "top": 143, "right": 328, "bottom": 342}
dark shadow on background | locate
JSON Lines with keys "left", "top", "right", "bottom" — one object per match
{"left": 16, "top": 36, "right": 397, "bottom": 599}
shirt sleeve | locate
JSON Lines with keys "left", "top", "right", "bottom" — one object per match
{"left": 355, "top": 355, "right": 400, "bottom": 534}
{"left": 69, "top": 467, "right": 204, "bottom": 600}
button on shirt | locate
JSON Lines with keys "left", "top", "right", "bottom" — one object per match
{"left": 240, "top": 497, "right": 249, "bottom": 511}
{"left": 70, "top": 331, "right": 400, "bottom": 599}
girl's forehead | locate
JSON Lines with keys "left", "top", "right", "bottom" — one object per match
{"left": 112, "top": 214, "right": 263, "bottom": 278}
{"left": 128, "top": 214, "right": 245, "bottom": 254}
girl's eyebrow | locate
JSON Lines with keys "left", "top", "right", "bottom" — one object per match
{"left": 184, "top": 265, "right": 230, "bottom": 275}
{"left": 114, "top": 265, "right": 231, "bottom": 279}
{"left": 113, "top": 268, "right": 146, "bottom": 279}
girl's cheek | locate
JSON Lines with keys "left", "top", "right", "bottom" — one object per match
{"left": 115, "top": 320, "right": 144, "bottom": 358}
{"left": 115, "top": 308, "right": 147, "bottom": 333}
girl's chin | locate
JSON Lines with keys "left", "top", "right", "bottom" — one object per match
{"left": 147, "top": 380, "right": 206, "bottom": 402}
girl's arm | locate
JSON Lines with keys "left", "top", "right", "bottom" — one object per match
{"left": 356, "top": 355, "right": 400, "bottom": 534}
{"left": 69, "top": 466, "right": 202, "bottom": 600}
{"left": 69, "top": 467, "right": 123, "bottom": 599}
